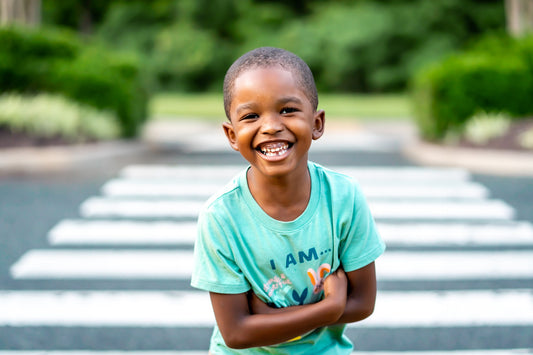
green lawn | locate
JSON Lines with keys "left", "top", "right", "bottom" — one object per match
{"left": 149, "top": 92, "right": 412, "bottom": 121}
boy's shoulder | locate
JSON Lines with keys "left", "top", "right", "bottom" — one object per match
{"left": 202, "top": 168, "right": 247, "bottom": 213}
{"left": 310, "top": 161, "right": 358, "bottom": 186}
{"left": 310, "top": 161, "right": 365, "bottom": 202}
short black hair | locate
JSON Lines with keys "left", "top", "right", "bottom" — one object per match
{"left": 223, "top": 47, "right": 318, "bottom": 120}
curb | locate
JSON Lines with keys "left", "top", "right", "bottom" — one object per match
{"left": 0, "top": 119, "right": 532, "bottom": 177}
{"left": 403, "top": 139, "right": 533, "bottom": 177}
{"left": 0, "top": 141, "right": 151, "bottom": 175}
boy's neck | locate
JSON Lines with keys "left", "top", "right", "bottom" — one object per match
{"left": 247, "top": 162, "right": 311, "bottom": 222}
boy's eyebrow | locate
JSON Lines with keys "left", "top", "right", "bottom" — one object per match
{"left": 235, "top": 103, "right": 256, "bottom": 115}
{"left": 278, "top": 96, "right": 304, "bottom": 105}
{"left": 234, "top": 96, "right": 304, "bottom": 115}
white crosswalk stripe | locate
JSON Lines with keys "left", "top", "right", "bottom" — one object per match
{"left": 101, "top": 179, "right": 490, "bottom": 199}
{"left": 79, "top": 197, "right": 515, "bottom": 220}
{"left": 48, "top": 220, "right": 198, "bottom": 245}
{"left": 10, "top": 249, "right": 533, "bottom": 280}
{"left": 5, "top": 164, "right": 533, "bottom": 353}
{"left": 1, "top": 289, "right": 532, "bottom": 327}
{"left": 47, "top": 219, "right": 533, "bottom": 247}
{"left": 0, "top": 351, "right": 530, "bottom": 355}
{"left": 119, "top": 165, "right": 471, "bottom": 182}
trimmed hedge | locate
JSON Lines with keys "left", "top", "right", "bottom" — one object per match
{"left": 411, "top": 34, "right": 533, "bottom": 141}
{"left": 0, "top": 26, "right": 148, "bottom": 137}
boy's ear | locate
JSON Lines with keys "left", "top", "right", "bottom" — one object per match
{"left": 312, "top": 109, "right": 325, "bottom": 140}
{"left": 222, "top": 121, "right": 239, "bottom": 151}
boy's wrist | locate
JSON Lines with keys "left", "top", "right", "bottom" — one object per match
{"left": 321, "top": 295, "right": 345, "bottom": 324}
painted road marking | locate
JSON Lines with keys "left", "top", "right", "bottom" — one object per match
{"left": 10, "top": 250, "right": 194, "bottom": 279}
{"left": 120, "top": 165, "right": 245, "bottom": 180}
{"left": 378, "top": 222, "right": 533, "bottom": 246}
{"left": 379, "top": 250, "right": 533, "bottom": 280}
{"left": 1, "top": 352, "right": 531, "bottom": 355}
{"left": 10, "top": 250, "right": 533, "bottom": 280}
{"left": 102, "top": 179, "right": 489, "bottom": 199}
{"left": 0, "top": 289, "right": 531, "bottom": 327}
{"left": 48, "top": 220, "right": 197, "bottom": 245}
{"left": 120, "top": 165, "right": 471, "bottom": 182}
{"left": 79, "top": 198, "right": 514, "bottom": 220}
{"left": 47, "top": 219, "right": 533, "bottom": 247}
{"left": 79, "top": 198, "right": 204, "bottom": 218}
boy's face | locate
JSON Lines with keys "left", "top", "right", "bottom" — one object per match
{"left": 223, "top": 67, "right": 325, "bottom": 179}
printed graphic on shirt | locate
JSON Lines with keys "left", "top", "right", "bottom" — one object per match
{"left": 268, "top": 247, "right": 332, "bottom": 270}
{"left": 264, "top": 247, "right": 333, "bottom": 306}
{"left": 307, "top": 263, "right": 331, "bottom": 294}
{"left": 263, "top": 273, "right": 292, "bottom": 299}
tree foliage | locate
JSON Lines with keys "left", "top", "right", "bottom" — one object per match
{"left": 39, "top": 0, "right": 507, "bottom": 93}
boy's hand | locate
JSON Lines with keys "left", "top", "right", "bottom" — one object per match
{"left": 323, "top": 268, "right": 348, "bottom": 319}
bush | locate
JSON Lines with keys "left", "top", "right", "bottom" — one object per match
{"left": 52, "top": 47, "right": 148, "bottom": 137}
{"left": 0, "top": 93, "right": 120, "bottom": 141}
{"left": 411, "top": 34, "right": 533, "bottom": 140}
{"left": 0, "top": 26, "right": 79, "bottom": 91}
{"left": 0, "top": 25, "right": 149, "bottom": 137}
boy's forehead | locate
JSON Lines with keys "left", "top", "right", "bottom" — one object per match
{"left": 233, "top": 67, "right": 306, "bottom": 96}
{"left": 236, "top": 67, "right": 293, "bottom": 84}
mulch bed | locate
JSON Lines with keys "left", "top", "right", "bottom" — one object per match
{"left": 456, "top": 117, "right": 533, "bottom": 152}
{"left": 0, "top": 126, "right": 93, "bottom": 148}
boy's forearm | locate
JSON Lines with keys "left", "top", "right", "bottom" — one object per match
{"left": 334, "top": 294, "right": 375, "bottom": 324}
{"left": 230, "top": 297, "right": 343, "bottom": 348}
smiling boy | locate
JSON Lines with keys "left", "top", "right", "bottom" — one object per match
{"left": 191, "top": 47, "right": 386, "bottom": 354}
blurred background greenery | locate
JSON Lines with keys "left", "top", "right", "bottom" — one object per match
{"left": 0, "top": 0, "right": 532, "bottom": 146}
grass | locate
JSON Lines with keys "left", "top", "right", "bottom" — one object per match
{"left": 149, "top": 92, "right": 412, "bottom": 122}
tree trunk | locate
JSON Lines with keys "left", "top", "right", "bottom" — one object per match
{"left": 79, "top": 0, "right": 93, "bottom": 35}
{"left": 506, "top": 0, "right": 533, "bottom": 36}
{"left": 0, "top": 0, "right": 41, "bottom": 26}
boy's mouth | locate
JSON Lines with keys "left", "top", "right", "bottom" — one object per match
{"left": 256, "top": 141, "right": 292, "bottom": 157}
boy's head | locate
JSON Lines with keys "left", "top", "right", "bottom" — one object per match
{"left": 223, "top": 47, "right": 318, "bottom": 120}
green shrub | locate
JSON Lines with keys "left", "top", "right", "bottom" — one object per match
{"left": 0, "top": 25, "right": 80, "bottom": 91}
{"left": 411, "top": 35, "right": 533, "bottom": 140}
{"left": 52, "top": 47, "right": 148, "bottom": 137}
{"left": 0, "top": 25, "right": 149, "bottom": 138}
{"left": 0, "top": 93, "right": 120, "bottom": 141}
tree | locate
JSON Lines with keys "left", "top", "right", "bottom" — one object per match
{"left": 0, "top": 0, "right": 40, "bottom": 26}
{"left": 506, "top": 0, "right": 533, "bottom": 36}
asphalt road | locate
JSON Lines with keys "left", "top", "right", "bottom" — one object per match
{"left": 1, "top": 148, "right": 532, "bottom": 353}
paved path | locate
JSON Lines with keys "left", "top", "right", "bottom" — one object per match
{"left": 0, "top": 119, "right": 532, "bottom": 353}
{"left": 1, "top": 158, "right": 532, "bottom": 353}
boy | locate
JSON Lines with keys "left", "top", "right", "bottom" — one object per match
{"left": 191, "top": 47, "right": 385, "bottom": 354}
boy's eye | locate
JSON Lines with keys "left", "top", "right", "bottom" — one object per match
{"left": 241, "top": 113, "right": 259, "bottom": 121}
{"left": 280, "top": 107, "right": 298, "bottom": 114}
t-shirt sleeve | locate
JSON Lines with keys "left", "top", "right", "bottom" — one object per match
{"left": 190, "top": 207, "right": 251, "bottom": 294}
{"left": 339, "top": 182, "right": 386, "bottom": 272}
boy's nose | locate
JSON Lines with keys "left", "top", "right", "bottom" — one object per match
{"left": 260, "top": 113, "right": 283, "bottom": 134}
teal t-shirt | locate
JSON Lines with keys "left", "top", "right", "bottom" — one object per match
{"left": 191, "top": 161, "right": 386, "bottom": 354}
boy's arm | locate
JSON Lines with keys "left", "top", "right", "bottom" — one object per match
{"left": 250, "top": 262, "right": 378, "bottom": 325}
{"left": 209, "top": 268, "right": 347, "bottom": 349}
{"left": 335, "top": 261, "right": 377, "bottom": 324}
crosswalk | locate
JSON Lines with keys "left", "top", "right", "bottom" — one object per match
{"left": 3, "top": 163, "right": 533, "bottom": 353}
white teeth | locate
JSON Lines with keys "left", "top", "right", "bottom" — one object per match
{"left": 259, "top": 142, "right": 289, "bottom": 157}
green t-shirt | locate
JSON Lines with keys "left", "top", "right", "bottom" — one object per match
{"left": 191, "top": 161, "right": 386, "bottom": 354}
